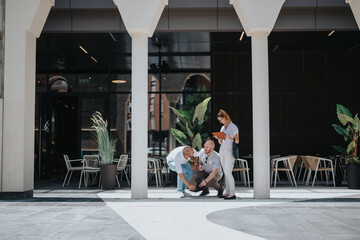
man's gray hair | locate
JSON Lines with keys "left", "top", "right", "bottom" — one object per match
{"left": 205, "top": 140, "right": 215, "bottom": 148}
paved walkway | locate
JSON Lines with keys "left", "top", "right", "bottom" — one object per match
{"left": 1, "top": 186, "right": 360, "bottom": 240}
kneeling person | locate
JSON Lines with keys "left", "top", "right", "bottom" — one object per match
{"left": 167, "top": 146, "right": 198, "bottom": 198}
{"left": 190, "top": 140, "right": 224, "bottom": 197}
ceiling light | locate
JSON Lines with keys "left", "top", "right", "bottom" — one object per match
{"left": 79, "top": 46, "right": 88, "bottom": 54}
{"left": 328, "top": 30, "right": 335, "bottom": 37}
{"left": 239, "top": 31, "right": 245, "bottom": 41}
{"left": 112, "top": 80, "right": 127, "bottom": 84}
{"left": 90, "top": 56, "right": 98, "bottom": 63}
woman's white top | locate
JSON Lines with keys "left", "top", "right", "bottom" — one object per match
{"left": 220, "top": 122, "right": 239, "bottom": 149}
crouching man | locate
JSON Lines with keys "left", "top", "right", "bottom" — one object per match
{"left": 167, "top": 146, "right": 199, "bottom": 198}
{"left": 190, "top": 140, "right": 224, "bottom": 197}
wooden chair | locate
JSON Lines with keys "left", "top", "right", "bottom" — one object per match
{"left": 271, "top": 155, "right": 298, "bottom": 187}
{"left": 148, "top": 158, "right": 162, "bottom": 187}
{"left": 232, "top": 158, "right": 251, "bottom": 187}
{"left": 305, "top": 156, "right": 335, "bottom": 187}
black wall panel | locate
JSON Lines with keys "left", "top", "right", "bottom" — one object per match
{"left": 212, "top": 32, "right": 360, "bottom": 156}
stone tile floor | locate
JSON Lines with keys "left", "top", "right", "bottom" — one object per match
{"left": 0, "top": 181, "right": 360, "bottom": 240}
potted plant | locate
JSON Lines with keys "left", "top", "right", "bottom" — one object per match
{"left": 169, "top": 97, "right": 211, "bottom": 167}
{"left": 332, "top": 104, "right": 360, "bottom": 189}
{"left": 91, "top": 111, "right": 117, "bottom": 190}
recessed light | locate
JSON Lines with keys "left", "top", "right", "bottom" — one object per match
{"left": 91, "top": 56, "right": 98, "bottom": 63}
{"left": 79, "top": 46, "right": 88, "bottom": 54}
{"left": 239, "top": 31, "right": 245, "bottom": 41}
{"left": 112, "top": 80, "right": 127, "bottom": 84}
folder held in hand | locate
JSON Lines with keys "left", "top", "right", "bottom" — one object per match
{"left": 212, "top": 132, "right": 226, "bottom": 139}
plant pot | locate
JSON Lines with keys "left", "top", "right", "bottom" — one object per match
{"left": 100, "top": 164, "right": 117, "bottom": 190}
{"left": 346, "top": 164, "right": 360, "bottom": 189}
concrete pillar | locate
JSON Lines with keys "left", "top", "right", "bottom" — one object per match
{"left": 130, "top": 33, "right": 148, "bottom": 198}
{"left": 0, "top": 0, "right": 54, "bottom": 198}
{"left": 347, "top": 0, "right": 360, "bottom": 29}
{"left": 251, "top": 31, "right": 270, "bottom": 199}
{"left": 230, "top": 0, "right": 285, "bottom": 199}
{"left": 113, "top": 0, "right": 168, "bottom": 199}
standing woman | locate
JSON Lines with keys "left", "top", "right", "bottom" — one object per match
{"left": 216, "top": 109, "right": 239, "bottom": 200}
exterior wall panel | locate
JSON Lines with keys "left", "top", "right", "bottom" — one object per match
{"left": 43, "top": 10, "right": 72, "bottom": 31}
{"left": 169, "top": 8, "right": 217, "bottom": 31}
{"left": 218, "top": 8, "right": 242, "bottom": 31}
{"left": 72, "top": 10, "right": 121, "bottom": 31}
{"left": 316, "top": 8, "right": 357, "bottom": 30}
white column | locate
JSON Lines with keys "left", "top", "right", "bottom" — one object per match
{"left": 347, "top": 0, "right": 360, "bottom": 29}
{"left": 131, "top": 33, "right": 148, "bottom": 198}
{"left": 1, "top": 0, "right": 53, "bottom": 197}
{"left": 113, "top": 0, "right": 167, "bottom": 199}
{"left": 251, "top": 31, "right": 270, "bottom": 199}
{"left": 3, "top": 30, "right": 37, "bottom": 193}
{"left": 230, "top": 0, "right": 284, "bottom": 199}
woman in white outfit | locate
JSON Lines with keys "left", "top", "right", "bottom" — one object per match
{"left": 216, "top": 109, "right": 239, "bottom": 200}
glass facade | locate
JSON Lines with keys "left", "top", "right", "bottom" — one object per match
{"left": 35, "top": 33, "right": 211, "bottom": 178}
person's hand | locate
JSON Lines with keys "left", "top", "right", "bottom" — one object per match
{"left": 199, "top": 165, "right": 204, "bottom": 171}
{"left": 188, "top": 184, "right": 196, "bottom": 191}
{"left": 226, "top": 134, "right": 232, "bottom": 140}
{"left": 198, "top": 180, "right": 207, "bottom": 188}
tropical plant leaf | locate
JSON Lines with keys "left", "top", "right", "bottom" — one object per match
{"left": 192, "top": 97, "right": 211, "bottom": 123}
{"left": 355, "top": 115, "right": 360, "bottom": 133}
{"left": 337, "top": 104, "right": 353, "bottom": 118}
{"left": 186, "top": 122, "right": 194, "bottom": 138}
{"left": 169, "top": 106, "right": 188, "bottom": 125}
{"left": 177, "top": 109, "right": 192, "bottom": 123}
{"left": 332, "top": 124, "right": 349, "bottom": 137}
{"left": 347, "top": 140, "right": 355, "bottom": 155}
{"left": 192, "top": 133, "right": 202, "bottom": 151}
{"left": 332, "top": 145, "right": 347, "bottom": 155}
{"left": 344, "top": 125, "right": 351, "bottom": 142}
{"left": 176, "top": 121, "right": 187, "bottom": 132}
{"left": 338, "top": 113, "right": 355, "bottom": 126}
{"left": 170, "top": 128, "right": 190, "bottom": 146}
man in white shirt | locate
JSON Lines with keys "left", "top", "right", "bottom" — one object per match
{"left": 189, "top": 140, "right": 224, "bottom": 197}
{"left": 166, "top": 146, "right": 199, "bottom": 198}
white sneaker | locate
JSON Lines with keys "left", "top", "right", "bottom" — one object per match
{"left": 183, "top": 190, "right": 192, "bottom": 197}
{"left": 177, "top": 191, "right": 185, "bottom": 198}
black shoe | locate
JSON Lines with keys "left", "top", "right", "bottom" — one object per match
{"left": 189, "top": 187, "right": 202, "bottom": 192}
{"left": 199, "top": 190, "right": 210, "bottom": 196}
{"left": 224, "top": 195, "right": 236, "bottom": 200}
{"left": 217, "top": 188, "right": 224, "bottom": 197}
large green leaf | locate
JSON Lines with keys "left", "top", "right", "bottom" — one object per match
{"left": 169, "top": 106, "right": 189, "bottom": 126}
{"left": 176, "top": 121, "right": 187, "bottom": 132}
{"left": 185, "top": 122, "right": 194, "bottom": 138}
{"left": 338, "top": 113, "right": 355, "bottom": 126}
{"left": 332, "top": 145, "right": 347, "bottom": 155}
{"left": 344, "top": 125, "right": 351, "bottom": 142}
{"left": 355, "top": 115, "right": 360, "bottom": 133}
{"left": 177, "top": 109, "right": 192, "bottom": 123}
{"left": 170, "top": 128, "right": 190, "bottom": 146}
{"left": 192, "top": 133, "right": 202, "bottom": 151}
{"left": 192, "top": 97, "right": 211, "bottom": 123}
{"left": 347, "top": 140, "right": 355, "bottom": 155}
{"left": 332, "top": 124, "right": 349, "bottom": 137}
{"left": 337, "top": 104, "right": 353, "bottom": 118}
